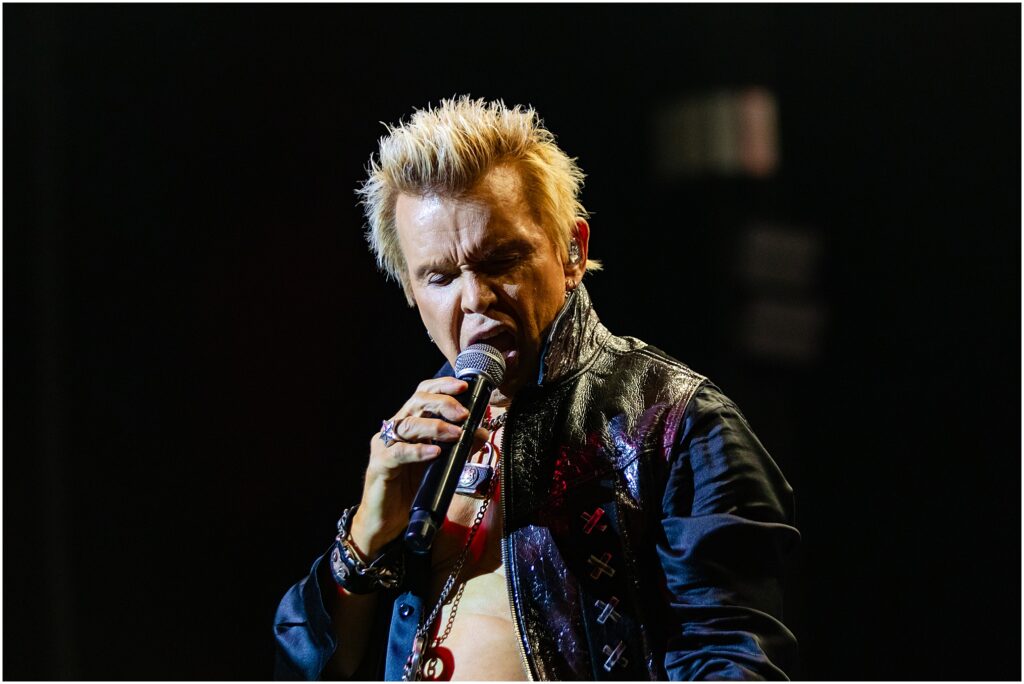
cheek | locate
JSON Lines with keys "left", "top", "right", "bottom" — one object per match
{"left": 511, "top": 268, "right": 563, "bottom": 335}
{"left": 534, "top": 261, "right": 567, "bottom": 297}
{"left": 415, "top": 290, "right": 448, "bottom": 328}
{"left": 500, "top": 281, "right": 534, "bottom": 327}
{"left": 416, "top": 289, "right": 462, "bottom": 350}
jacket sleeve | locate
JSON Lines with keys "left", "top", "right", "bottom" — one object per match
{"left": 273, "top": 549, "right": 338, "bottom": 680}
{"left": 658, "top": 383, "right": 800, "bottom": 680}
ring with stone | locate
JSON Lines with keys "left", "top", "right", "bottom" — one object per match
{"left": 379, "top": 418, "right": 406, "bottom": 447}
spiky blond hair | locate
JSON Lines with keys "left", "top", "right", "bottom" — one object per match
{"left": 356, "top": 96, "right": 600, "bottom": 305}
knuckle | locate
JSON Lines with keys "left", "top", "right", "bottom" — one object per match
{"left": 412, "top": 390, "right": 431, "bottom": 406}
{"left": 415, "top": 443, "right": 439, "bottom": 459}
{"left": 369, "top": 433, "right": 386, "bottom": 452}
{"left": 442, "top": 396, "right": 469, "bottom": 416}
{"left": 368, "top": 443, "right": 391, "bottom": 462}
{"left": 433, "top": 421, "right": 461, "bottom": 440}
{"left": 396, "top": 416, "right": 421, "bottom": 439}
{"left": 405, "top": 443, "right": 433, "bottom": 462}
{"left": 382, "top": 445, "right": 406, "bottom": 468}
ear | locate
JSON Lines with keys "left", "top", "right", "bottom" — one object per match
{"left": 563, "top": 218, "right": 590, "bottom": 282}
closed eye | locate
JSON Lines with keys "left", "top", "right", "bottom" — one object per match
{"left": 481, "top": 254, "right": 522, "bottom": 274}
{"left": 427, "top": 271, "right": 457, "bottom": 286}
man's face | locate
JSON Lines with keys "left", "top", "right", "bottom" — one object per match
{"left": 394, "top": 165, "right": 585, "bottom": 405}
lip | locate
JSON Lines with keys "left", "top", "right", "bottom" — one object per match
{"left": 464, "top": 325, "right": 515, "bottom": 350}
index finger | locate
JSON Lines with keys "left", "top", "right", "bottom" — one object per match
{"left": 416, "top": 376, "right": 469, "bottom": 396}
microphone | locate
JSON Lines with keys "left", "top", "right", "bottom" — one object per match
{"left": 404, "top": 343, "right": 506, "bottom": 555}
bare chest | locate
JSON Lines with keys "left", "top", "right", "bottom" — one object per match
{"left": 418, "top": 492, "right": 527, "bottom": 681}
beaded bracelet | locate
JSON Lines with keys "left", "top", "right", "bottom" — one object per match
{"left": 329, "top": 505, "right": 404, "bottom": 594}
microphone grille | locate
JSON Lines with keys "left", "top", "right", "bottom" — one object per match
{"left": 454, "top": 343, "right": 506, "bottom": 387}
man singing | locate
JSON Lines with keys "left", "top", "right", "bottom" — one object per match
{"left": 274, "top": 97, "right": 799, "bottom": 681}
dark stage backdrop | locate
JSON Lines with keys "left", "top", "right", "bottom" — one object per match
{"left": 5, "top": 4, "right": 1020, "bottom": 680}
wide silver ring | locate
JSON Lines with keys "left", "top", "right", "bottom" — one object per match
{"left": 379, "top": 418, "right": 407, "bottom": 447}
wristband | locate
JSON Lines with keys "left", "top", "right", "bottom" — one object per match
{"left": 329, "top": 505, "right": 404, "bottom": 594}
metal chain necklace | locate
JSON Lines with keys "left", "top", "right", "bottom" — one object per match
{"left": 402, "top": 445, "right": 500, "bottom": 682}
{"left": 481, "top": 409, "right": 507, "bottom": 432}
{"left": 422, "top": 581, "right": 467, "bottom": 679}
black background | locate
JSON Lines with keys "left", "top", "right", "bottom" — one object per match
{"left": 5, "top": 4, "right": 1020, "bottom": 680}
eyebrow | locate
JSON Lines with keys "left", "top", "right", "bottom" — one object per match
{"left": 412, "top": 237, "right": 534, "bottom": 281}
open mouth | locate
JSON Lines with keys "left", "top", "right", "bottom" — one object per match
{"left": 466, "top": 330, "right": 518, "bottom": 368}
{"left": 481, "top": 331, "right": 516, "bottom": 354}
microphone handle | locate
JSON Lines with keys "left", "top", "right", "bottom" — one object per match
{"left": 404, "top": 373, "right": 493, "bottom": 555}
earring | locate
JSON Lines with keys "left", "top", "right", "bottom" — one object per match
{"left": 428, "top": 332, "right": 435, "bottom": 343}
{"left": 568, "top": 239, "right": 581, "bottom": 264}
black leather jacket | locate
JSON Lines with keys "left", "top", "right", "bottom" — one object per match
{"left": 274, "top": 284, "right": 799, "bottom": 680}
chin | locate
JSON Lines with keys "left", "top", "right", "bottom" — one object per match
{"left": 489, "top": 372, "right": 524, "bottom": 406}
{"left": 488, "top": 387, "right": 514, "bottom": 407}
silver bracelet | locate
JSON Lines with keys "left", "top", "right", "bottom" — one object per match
{"left": 329, "top": 505, "right": 404, "bottom": 594}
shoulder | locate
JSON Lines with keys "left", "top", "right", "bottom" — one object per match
{"left": 595, "top": 333, "right": 708, "bottom": 402}
{"left": 596, "top": 332, "right": 757, "bottom": 427}
{"left": 678, "top": 382, "right": 753, "bottom": 435}
{"left": 668, "top": 382, "right": 795, "bottom": 523}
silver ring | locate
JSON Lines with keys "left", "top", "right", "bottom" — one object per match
{"left": 379, "top": 418, "right": 407, "bottom": 447}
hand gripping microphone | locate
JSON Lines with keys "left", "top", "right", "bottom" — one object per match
{"left": 404, "top": 343, "right": 505, "bottom": 555}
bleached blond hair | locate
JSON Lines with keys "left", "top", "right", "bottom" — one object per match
{"left": 356, "top": 96, "right": 601, "bottom": 305}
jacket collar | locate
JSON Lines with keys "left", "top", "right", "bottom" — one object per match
{"left": 535, "top": 282, "right": 610, "bottom": 387}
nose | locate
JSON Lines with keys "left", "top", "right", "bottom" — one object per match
{"left": 459, "top": 271, "right": 497, "bottom": 315}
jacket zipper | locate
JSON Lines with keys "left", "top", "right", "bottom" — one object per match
{"left": 500, "top": 405, "right": 536, "bottom": 681}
